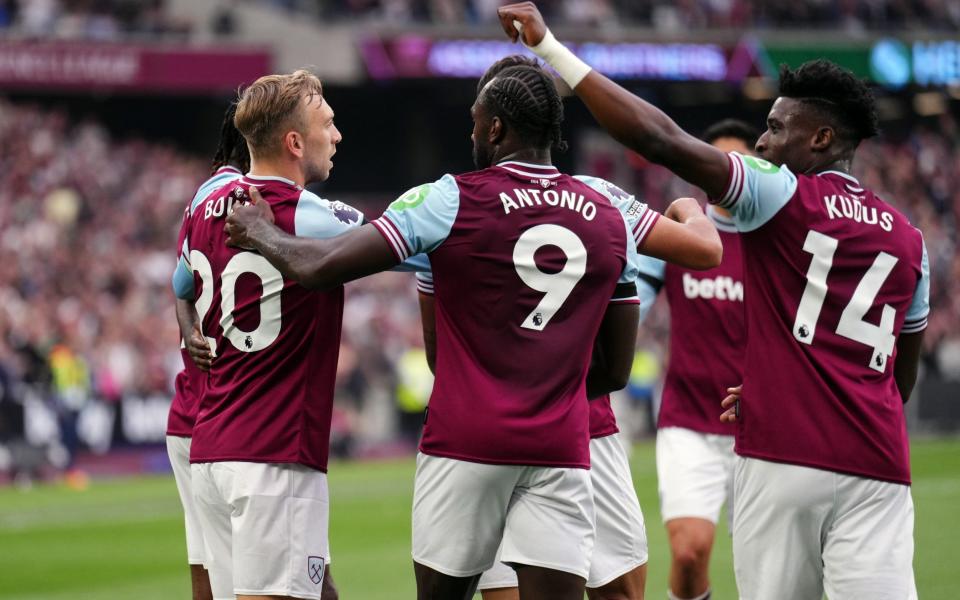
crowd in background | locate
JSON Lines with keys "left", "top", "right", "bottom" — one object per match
{"left": 0, "top": 96, "right": 957, "bottom": 476}
{"left": 0, "top": 0, "right": 959, "bottom": 41}
{"left": 261, "top": 0, "right": 960, "bottom": 30}
{"left": 0, "top": 0, "right": 189, "bottom": 39}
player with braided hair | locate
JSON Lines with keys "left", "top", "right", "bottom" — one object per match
{"left": 167, "top": 101, "right": 251, "bottom": 600}
{"left": 499, "top": 4, "right": 928, "bottom": 599}
{"left": 224, "top": 50, "right": 718, "bottom": 598}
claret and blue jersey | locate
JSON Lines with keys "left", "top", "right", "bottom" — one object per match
{"left": 375, "top": 161, "right": 651, "bottom": 469}
{"left": 711, "top": 151, "right": 930, "bottom": 485}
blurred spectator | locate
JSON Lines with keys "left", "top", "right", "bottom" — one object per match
{"left": 254, "top": 0, "right": 960, "bottom": 30}
{"left": 0, "top": 0, "right": 190, "bottom": 40}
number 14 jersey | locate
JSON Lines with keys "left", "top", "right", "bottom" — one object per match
{"left": 713, "top": 153, "right": 930, "bottom": 485}
{"left": 372, "top": 161, "right": 644, "bottom": 469}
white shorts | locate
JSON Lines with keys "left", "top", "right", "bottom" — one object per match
{"left": 478, "top": 434, "right": 647, "bottom": 590}
{"left": 166, "top": 435, "right": 207, "bottom": 565}
{"left": 733, "top": 456, "right": 917, "bottom": 600}
{"left": 192, "top": 461, "right": 330, "bottom": 600}
{"left": 656, "top": 426, "right": 735, "bottom": 525}
{"left": 412, "top": 453, "right": 595, "bottom": 580}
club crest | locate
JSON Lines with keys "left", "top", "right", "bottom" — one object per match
{"left": 307, "top": 556, "right": 325, "bottom": 585}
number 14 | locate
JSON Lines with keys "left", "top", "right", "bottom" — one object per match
{"left": 793, "top": 230, "right": 898, "bottom": 372}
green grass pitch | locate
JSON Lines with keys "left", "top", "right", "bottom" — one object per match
{"left": 0, "top": 438, "right": 957, "bottom": 599}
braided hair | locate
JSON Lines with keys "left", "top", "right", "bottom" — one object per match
{"left": 477, "top": 57, "right": 568, "bottom": 153}
{"left": 211, "top": 102, "right": 250, "bottom": 175}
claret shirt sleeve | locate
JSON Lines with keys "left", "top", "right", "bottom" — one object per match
{"left": 712, "top": 152, "right": 798, "bottom": 232}
{"left": 371, "top": 175, "right": 461, "bottom": 263}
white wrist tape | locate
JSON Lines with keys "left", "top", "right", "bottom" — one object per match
{"left": 526, "top": 28, "right": 592, "bottom": 89}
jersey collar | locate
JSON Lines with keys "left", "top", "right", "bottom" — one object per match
{"left": 242, "top": 173, "right": 301, "bottom": 189}
{"left": 818, "top": 170, "right": 864, "bottom": 193}
{"left": 495, "top": 160, "right": 561, "bottom": 179}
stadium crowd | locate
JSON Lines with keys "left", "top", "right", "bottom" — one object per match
{"left": 262, "top": 0, "right": 960, "bottom": 30}
{"left": 0, "top": 97, "right": 956, "bottom": 471}
{"left": 0, "top": 0, "right": 189, "bottom": 39}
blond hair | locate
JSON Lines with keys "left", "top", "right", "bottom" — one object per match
{"left": 234, "top": 69, "right": 324, "bottom": 158}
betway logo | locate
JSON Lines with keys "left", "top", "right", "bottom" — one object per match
{"left": 683, "top": 273, "right": 744, "bottom": 302}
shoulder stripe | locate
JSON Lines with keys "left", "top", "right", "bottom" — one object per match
{"left": 371, "top": 216, "right": 410, "bottom": 261}
{"left": 633, "top": 210, "right": 660, "bottom": 247}
{"left": 714, "top": 153, "right": 744, "bottom": 209}
{"left": 901, "top": 317, "right": 928, "bottom": 334}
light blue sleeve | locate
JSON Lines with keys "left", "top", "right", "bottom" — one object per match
{"left": 189, "top": 171, "right": 243, "bottom": 216}
{"left": 618, "top": 212, "right": 642, "bottom": 286}
{"left": 635, "top": 255, "right": 665, "bottom": 323}
{"left": 713, "top": 152, "right": 798, "bottom": 232}
{"left": 371, "top": 175, "right": 460, "bottom": 261}
{"left": 573, "top": 174, "right": 660, "bottom": 248}
{"left": 172, "top": 254, "right": 195, "bottom": 300}
{"left": 902, "top": 237, "right": 930, "bottom": 334}
{"left": 172, "top": 171, "right": 242, "bottom": 299}
{"left": 394, "top": 253, "right": 432, "bottom": 273}
{"left": 294, "top": 191, "right": 365, "bottom": 239}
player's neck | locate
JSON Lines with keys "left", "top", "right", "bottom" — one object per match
{"left": 248, "top": 157, "right": 305, "bottom": 187}
{"left": 495, "top": 147, "right": 552, "bottom": 167}
{"left": 809, "top": 156, "right": 853, "bottom": 177}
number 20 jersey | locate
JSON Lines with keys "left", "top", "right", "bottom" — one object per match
{"left": 174, "top": 174, "right": 364, "bottom": 472}
{"left": 713, "top": 153, "right": 930, "bottom": 485}
{"left": 372, "top": 161, "right": 643, "bottom": 469}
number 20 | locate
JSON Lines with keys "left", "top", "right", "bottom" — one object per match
{"left": 190, "top": 250, "right": 284, "bottom": 355}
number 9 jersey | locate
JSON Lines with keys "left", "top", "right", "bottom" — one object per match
{"left": 712, "top": 152, "right": 930, "bottom": 485}
{"left": 372, "top": 161, "right": 644, "bottom": 469}
{"left": 173, "top": 173, "right": 365, "bottom": 472}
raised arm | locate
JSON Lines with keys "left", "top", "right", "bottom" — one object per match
{"left": 497, "top": 2, "right": 730, "bottom": 198}
{"left": 641, "top": 198, "right": 722, "bottom": 270}
{"left": 225, "top": 187, "right": 397, "bottom": 290}
{"left": 586, "top": 302, "right": 639, "bottom": 399}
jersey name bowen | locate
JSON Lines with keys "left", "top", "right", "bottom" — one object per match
{"left": 499, "top": 187, "right": 598, "bottom": 221}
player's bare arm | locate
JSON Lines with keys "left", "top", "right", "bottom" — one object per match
{"left": 175, "top": 298, "right": 213, "bottom": 372}
{"left": 226, "top": 186, "right": 396, "bottom": 290}
{"left": 497, "top": 2, "right": 730, "bottom": 198}
{"left": 586, "top": 303, "right": 639, "bottom": 399}
{"left": 418, "top": 292, "right": 437, "bottom": 374}
{"left": 893, "top": 332, "right": 924, "bottom": 404}
{"left": 641, "top": 197, "right": 722, "bottom": 270}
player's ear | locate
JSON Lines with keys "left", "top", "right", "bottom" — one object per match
{"left": 811, "top": 126, "right": 833, "bottom": 153}
{"left": 285, "top": 130, "right": 305, "bottom": 159}
{"left": 489, "top": 116, "right": 505, "bottom": 145}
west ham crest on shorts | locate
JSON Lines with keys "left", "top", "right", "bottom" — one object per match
{"left": 307, "top": 556, "right": 325, "bottom": 585}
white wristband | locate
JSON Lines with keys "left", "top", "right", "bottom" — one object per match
{"left": 526, "top": 28, "right": 592, "bottom": 89}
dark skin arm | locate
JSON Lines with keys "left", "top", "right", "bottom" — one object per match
{"left": 175, "top": 297, "right": 213, "bottom": 371}
{"left": 893, "top": 331, "right": 924, "bottom": 404}
{"left": 225, "top": 187, "right": 397, "bottom": 290}
{"left": 497, "top": 2, "right": 730, "bottom": 199}
{"left": 586, "top": 303, "right": 640, "bottom": 399}
{"left": 642, "top": 197, "right": 722, "bottom": 270}
{"left": 418, "top": 292, "right": 437, "bottom": 375}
